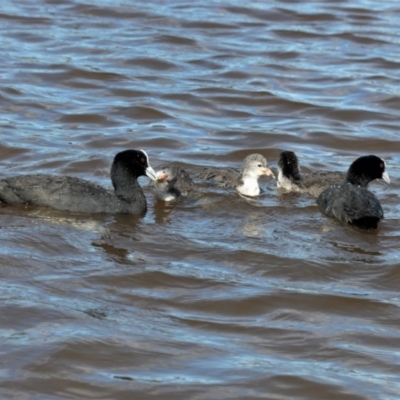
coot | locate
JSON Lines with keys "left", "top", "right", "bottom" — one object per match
{"left": 153, "top": 165, "right": 194, "bottom": 202}
{"left": 277, "top": 151, "right": 345, "bottom": 197}
{"left": 0, "top": 149, "right": 157, "bottom": 214}
{"left": 316, "top": 155, "right": 390, "bottom": 229}
{"left": 198, "top": 154, "right": 275, "bottom": 197}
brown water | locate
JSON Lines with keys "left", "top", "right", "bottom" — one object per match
{"left": 1, "top": 1, "right": 400, "bottom": 399}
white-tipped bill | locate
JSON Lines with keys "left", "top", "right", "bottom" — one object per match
{"left": 382, "top": 171, "right": 390, "bottom": 184}
{"left": 145, "top": 165, "right": 157, "bottom": 181}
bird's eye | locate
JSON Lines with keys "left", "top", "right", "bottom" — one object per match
{"left": 380, "top": 163, "right": 384, "bottom": 169}
{"left": 258, "top": 164, "right": 262, "bottom": 168}
{"left": 141, "top": 158, "right": 145, "bottom": 164}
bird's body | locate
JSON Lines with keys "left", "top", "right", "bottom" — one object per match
{"left": 316, "top": 182, "right": 383, "bottom": 229}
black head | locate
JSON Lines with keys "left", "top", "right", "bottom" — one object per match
{"left": 346, "top": 155, "right": 390, "bottom": 187}
{"left": 111, "top": 149, "right": 156, "bottom": 190}
{"left": 278, "top": 151, "right": 301, "bottom": 181}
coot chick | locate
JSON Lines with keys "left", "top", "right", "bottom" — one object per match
{"left": 277, "top": 151, "right": 345, "bottom": 197}
{"left": 153, "top": 165, "right": 194, "bottom": 202}
{"left": 316, "top": 155, "right": 390, "bottom": 229}
{"left": 0, "top": 149, "right": 157, "bottom": 214}
{"left": 198, "top": 154, "right": 275, "bottom": 197}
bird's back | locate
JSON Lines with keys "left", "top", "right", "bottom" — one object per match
{"left": 317, "top": 182, "right": 383, "bottom": 229}
{"left": 198, "top": 167, "right": 241, "bottom": 188}
{"left": 0, "top": 174, "right": 144, "bottom": 214}
{"left": 169, "top": 166, "right": 194, "bottom": 196}
{"left": 300, "top": 171, "right": 346, "bottom": 197}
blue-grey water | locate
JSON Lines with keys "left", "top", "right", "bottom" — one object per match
{"left": 1, "top": 0, "right": 400, "bottom": 399}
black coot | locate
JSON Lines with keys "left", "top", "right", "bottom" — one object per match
{"left": 316, "top": 155, "right": 390, "bottom": 229}
{"left": 0, "top": 149, "right": 157, "bottom": 214}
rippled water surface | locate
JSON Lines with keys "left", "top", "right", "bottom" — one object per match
{"left": 1, "top": 0, "right": 400, "bottom": 399}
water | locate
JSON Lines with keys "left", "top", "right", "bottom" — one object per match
{"left": 1, "top": 0, "right": 400, "bottom": 398}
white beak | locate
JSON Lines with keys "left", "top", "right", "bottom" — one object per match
{"left": 145, "top": 165, "right": 157, "bottom": 181}
{"left": 382, "top": 171, "right": 390, "bottom": 184}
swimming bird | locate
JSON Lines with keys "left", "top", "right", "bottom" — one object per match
{"left": 0, "top": 149, "right": 157, "bottom": 214}
{"left": 316, "top": 155, "right": 390, "bottom": 229}
{"left": 198, "top": 153, "right": 275, "bottom": 197}
{"left": 153, "top": 165, "right": 194, "bottom": 202}
{"left": 277, "top": 151, "right": 345, "bottom": 197}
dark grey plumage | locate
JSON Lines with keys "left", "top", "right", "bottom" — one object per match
{"left": 316, "top": 183, "right": 384, "bottom": 229}
{"left": 198, "top": 154, "right": 275, "bottom": 197}
{"left": 153, "top": 165, "right": 194, "bottom": 202}
{"left": 277, "top": 151, "right": 345, "bottom": 197}
{"left": 316, "top": 155, "right": 390, "bottom": 229}
{"left": 0, "top": 149, "right": 157, "bottom": 214}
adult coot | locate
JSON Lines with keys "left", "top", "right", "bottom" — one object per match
{"left": 316, "top": 155, "right": 390, "bottom": 229}
{"left": 198, "top": 154, "right": 275, "bottom": 197}
{"left": 0, "top": 149, "right": 157, "bottom": 214}
{"left": 277, "top": 151, "right": 345, "bottom": 197}
{"left": 153, "top": 165, "right": 194, "bottom": 202}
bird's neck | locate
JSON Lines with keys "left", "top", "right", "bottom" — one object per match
{"left": 237, "top": 176, "right": 260, "bottom": 196}
{"left": 346, "top": 172, "right": 370, "bottom": 187}
{"left": 278, "top": 166, "right": 301, "bottom": 182}
{"left": 113, "top": 173, "right": 146, "bottom": 205}
{"left": 277, "top": 168, "right": 296, "bottom": 190}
